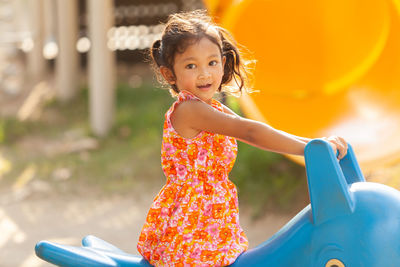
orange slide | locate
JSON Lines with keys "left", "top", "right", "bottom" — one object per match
{"left": 204, "top": 0, "right": 400, "bottom": 171}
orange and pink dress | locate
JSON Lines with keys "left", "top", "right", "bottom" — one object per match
{"left": 137, "top": 91, "right": 248, "bottom": 266}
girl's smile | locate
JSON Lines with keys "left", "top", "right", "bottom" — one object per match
{"left": 197, "top": 83, "right": 212, "bottom": 91}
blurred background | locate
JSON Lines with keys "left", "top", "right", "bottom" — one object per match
{"left": 1, "top": 0, "right": 399, "bottom": 266}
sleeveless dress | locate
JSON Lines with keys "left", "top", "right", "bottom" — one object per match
{"left": 137, "top": 91, "right": 248, "bottom": 266}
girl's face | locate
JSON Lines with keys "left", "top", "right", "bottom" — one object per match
{"left": 163, "top": 37, "right": 225, "bottom": 104}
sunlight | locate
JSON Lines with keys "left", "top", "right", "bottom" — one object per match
{"left": 0, "top": 208, "right": 26, "bottom": 249}
{"left": 17, "top": 81, "right": 54, "bottom": 121}
{"left": 12, "top": 164, "right": 36, "bottom": 191}
{"left": 0, "top": 154, "right": 11, "bottom": 180}
{"left": 20, "top": 254, "right": 42, "bottom": 267}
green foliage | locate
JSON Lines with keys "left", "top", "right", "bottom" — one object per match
{"left": 113, "top": 82, "right": 172, "bottom": 143}
{"left": 0, "top": 121, "right": 4, "bottom": 144}
{"left": 231, "top": 142, "right": 308, "bottom": 219}
{"left": 225, "top": 94, "right": 242, "bottom": 114}
{"left": 71, "top": 82, "right": 173, "bottom": 192}
{"left": 0, "top": 117, "right": 40, "bottom": 144}
{"left": 0, "top": 82, "right": 172, "bottom": 194}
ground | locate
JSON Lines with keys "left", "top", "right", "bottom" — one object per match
{"left": 0, "top": 179, "right": 297, "bottom": 267}
{"left": 1, "top": 140, "right": 399, "bottom": 267}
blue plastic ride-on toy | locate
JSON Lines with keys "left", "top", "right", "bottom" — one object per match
{"left": 35, "top": 139, "right": 400, "bottom": 266}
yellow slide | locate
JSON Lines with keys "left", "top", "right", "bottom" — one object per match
{"left": 204, "top": 0, "right": 400, "bottom": 171}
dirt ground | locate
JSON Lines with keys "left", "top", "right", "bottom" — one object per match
{"left": 2, "top": 165, "right": 400, "bottom": 267}
{"left": 0, "top": 179, "right": 297, "bottom": 267}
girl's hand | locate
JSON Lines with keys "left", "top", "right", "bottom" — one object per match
{"left": 322, "top": 136, "right": 348, "bottom": 160}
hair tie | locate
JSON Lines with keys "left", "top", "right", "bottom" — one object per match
{"left": 152, "top": 39, "right": 164, "bottom": 67}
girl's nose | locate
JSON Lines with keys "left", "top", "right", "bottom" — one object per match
{"left": 198, "top": 68, "right": 211, "bottom": 79}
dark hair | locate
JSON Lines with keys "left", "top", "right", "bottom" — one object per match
{"left": 150, "top": 9, "right": 254, "bottom": 97}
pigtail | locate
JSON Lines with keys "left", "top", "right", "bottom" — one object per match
{"left": 150, "top": 39, "right": 164, "bottom": 67}
{"left": 149, "top": 38, "right": 180, "bottom": 96}
{"left": 218, "top": 27, "right": 255, "bottom": 96}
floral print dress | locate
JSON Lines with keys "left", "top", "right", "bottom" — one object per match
{"left": 137, "top": 91, "right": 248, "bottom": 266}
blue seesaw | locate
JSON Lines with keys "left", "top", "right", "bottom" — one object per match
{"left": 35, "top": 139, "right": 400, "bottom": 266}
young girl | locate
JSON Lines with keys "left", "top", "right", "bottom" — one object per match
{"left": 137, "top": 10, "right": 347, "bottom": 267}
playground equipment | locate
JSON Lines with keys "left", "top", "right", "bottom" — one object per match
{"left": 35, "top": 139, "right": 400, "bottom": 266}
{"left": 207, "top": 0, "right": 400, "bottom": 170}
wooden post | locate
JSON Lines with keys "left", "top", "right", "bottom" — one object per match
{"left": 87, "top": 0, "right": 116, "bottom": 137}
{"left": 27, "top": 0, "right": 46, "bottom": 82}
{"left": 56, "top": 0, "right": 79, "bottom": 102}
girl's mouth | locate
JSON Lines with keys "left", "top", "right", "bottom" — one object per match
{"left": 197, "top": 83, "right": 212, "bottom": 90}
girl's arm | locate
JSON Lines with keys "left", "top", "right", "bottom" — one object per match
{"left": 220, "top": 103, "right": 347, "bottom": 158}
{"left": 222, "top": 104, "right": 312, "bottom": 145}
{"left": 171, "top": 100, "right": 347, "bottom": 158}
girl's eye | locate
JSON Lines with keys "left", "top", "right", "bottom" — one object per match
{"left": 186, "top": 64, "right": 196, "bottom": 69}
{"left": 209, "top": 60, "right": 218, "bottom": 66}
